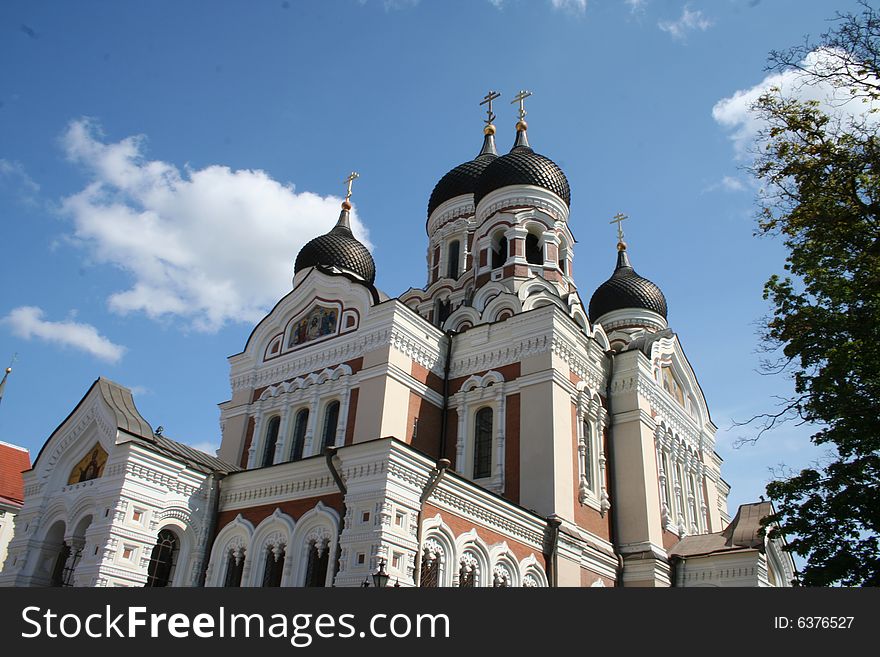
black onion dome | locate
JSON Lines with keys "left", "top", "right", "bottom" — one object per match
{"left": 588, "top": 247, "right": 667, "bottom": 321}
{"left": 473, "top": 128, "right": 570, "bottom": 208}
{"left": 294, "top": 208, "right": 376, "bottom": 284}
{"left": 427, "top": 132, "right": 498, "bottom": 217}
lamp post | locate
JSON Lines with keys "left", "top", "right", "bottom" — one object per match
{"left": 371, "top": 559, "right": 390, "bottom": 588}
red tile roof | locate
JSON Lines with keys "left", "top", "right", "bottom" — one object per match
{"left": 0, "top": 441, "right": 31, "bottom": 505}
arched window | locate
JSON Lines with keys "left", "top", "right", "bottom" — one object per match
{"left": 582, "top": 420, "right": 594, "bottom": 491}
{"left": 262, "top": 416, "right": 280, "bottom": 467}
{"left": 525, "top": 233, "right": 542, "bottom": 265}
{"left": 435, "top": 299, "right": 451, "bottom": 327}
{"left": 458, "top": 554, "right": 478, "bottom": 588}
{"left": 320, "top": 401, "right": 340, "bottom": 451}
{"left": 261, "top": 544, "right": 285, "bottom": 587}
{"left": 473, "top": 407, "right": 493, "bottom": 479}
{"left": 491, "top": 234, "right": 507, "bottom": 269}
{"left": 493, "top": 565, "right": 512, "bottom": 588}
{"left": 304, "top": 539, "right": 330, "bottom": 587}
{"left": 223, "top": 550, "right": 245, "bottom": 587}
{"left": 420, "top": 552, "right": 439, "bottom": 588}
{"left": 146, "top": 529, "right": 179, "bottom": 587}
{"left": 50, "top": 542, "right": 71, "bottom": 588}
{"left": 446, "top": 240, "right": 460, "bottom": 280}
{"left": 289, "top": 408, "right": 309, "bottom": 462}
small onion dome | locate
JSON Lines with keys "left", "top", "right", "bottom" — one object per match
{"left": 588, "top": 245, "right": 667, "bottom": 321}
{"left": 427, "top": 127, "right": 498, "bottom": 217}
{"left": 294, "top": 203, "right": 376, "bottom": 284}
{"left": 473, "top": 121, "right": 570, "bottom": 208}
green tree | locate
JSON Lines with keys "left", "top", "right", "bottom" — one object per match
{"left": 750, "top": 2, "right": 880, "bottom": 586}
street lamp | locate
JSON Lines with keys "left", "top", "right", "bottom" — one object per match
{"left": 371, "top": 559, "right": 391, "bottom": 588}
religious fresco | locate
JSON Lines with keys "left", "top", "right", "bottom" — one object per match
{"left": 288, "top": 306, "right": 339, "bottom": 349}
{"left": 68, "top": 442, "right": 108, "bottom": 484}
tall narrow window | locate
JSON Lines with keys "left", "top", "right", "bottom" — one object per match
{"left": 321, "top": 401, "right": 340, "bottom": 451}
{"left": 491, "top": 236, "right": 507, "bottom": 269}
{"left": 223, "top": 550, "right": 244, "bottom": 587}
{"left": 582, "top": 420, "right": 594, "bottom": 491}
{"left": 146, "top": 529, "right": 178, "bottom": 587}
{"left": 446, "top": 240, "right": 460, "bottom": 280}
{"left": 420, "top": 552, "right": 439, "bottom": 588}
{"left": 262, "top": 545, "right": 285, "bottom": 587}
{"left": 459, "top": 557, "right": 477, "bottom": 588}
{"left": 473, "top": 407, "right": 493, "bottom": 479}
{"left": 262, "top": 416, "right": 280, "bottom": 467}
{"left": 435, "top": 299, "right": 451, "bottom": 326}
{"left": 305, "top": 540, "right": 329, "bottom": 587}
{"left": 50, "top": 542, "right": 70, "bottom": 588}
{"left": 289, "top": 408, "right": 309, "bottom": 461}
{"left": 526, "top": 233, "right": 542, "bottom": 265}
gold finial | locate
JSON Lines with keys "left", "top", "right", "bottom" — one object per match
{"left": 610, "top": 212, "right": 629, "bottom": 249}
{"left": 480, "top": 90, "right": 501, "bottom": 128}
{"left": 511, "top": 89, "right": 532, "bottom": 127}
{"left": 342, "top": 171, "right": 359, "bottom": 210}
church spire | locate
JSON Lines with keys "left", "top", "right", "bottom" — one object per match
{"left": 335, "top": 171, "right": 359, "bottom": 232}
{"left": 479, "top": 90, "right": 500, "bottom": 156}
{"left": 510, "top": 89, "right": 532, "bottom": 150}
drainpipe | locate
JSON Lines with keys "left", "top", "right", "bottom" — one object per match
{"left": 604, "top": 350, "right": 626, "bottom": 586}
{"left": 197, "top": 471, "right": 225, "bottom": 587}
{"left": 544, "top": 515, "right": 562, "bottom": 587}
{"left": 324, "top": 446, "right": 347, "bottom": 585}
{"left": 412, "top": 458, "right": 451, "bottom": 586}
{"left": 437, "top": 331, "right": 454, "bottom": 461}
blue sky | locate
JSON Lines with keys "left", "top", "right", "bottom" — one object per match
{"left": 0, "top": 0, "right": 860, "bottom": 515}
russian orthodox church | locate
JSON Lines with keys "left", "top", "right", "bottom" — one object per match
{"left": 0, "top": 92, "right": 795, "bottom": 588}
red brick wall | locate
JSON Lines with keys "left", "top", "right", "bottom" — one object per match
{"left": 239, "top": 417, "right": 255, "bottom": 469}
{"left": 504, "top": 393, "right": 520, "bottom": 505}
{"left": 215, "top": 493, "right": 345, "bottom": 538}
{"left": 449, "top": 362, "right": 520, "bottom": 395}
{"left": 424, "top": 503, "right": 545, "bottom": 566}
{"left": 408, "top": 391, "right": 443, "bottom": 458}
{"left": 411, "top": 362, "right": 444, "bottom": 394}
{"left": 344, "top": 388, "right": 359, "bottom": 446}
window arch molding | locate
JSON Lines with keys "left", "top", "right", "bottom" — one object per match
{"left": 519, "top": 554, "right": 548, "bottom": 587}
{"left": 454, "top": 371, "right": 506, "bottom": 493}
{"left": 418, "top": 514, "right": 456, "bottom": 588}
{"left": 243, "top": 509, "right": 295, "bottom": 587}
{"left": 206, "top": 514, "right": 254, "bottom": 587}
{"left": 247, "top": 364, "right": 353, "bottom": 469}
{"left": 288, "top": 502, "right": 340, "bottom": 588}
{"left": 489, "top": 542, "right": 521, "bottom": 588}
{"left": 453, "top": 530, "right": 490, "bottom": 588}
{"left": 575, "top": 383, "right": 610, "bottom": 514}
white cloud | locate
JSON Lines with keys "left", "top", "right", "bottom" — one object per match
{"left": 487, "top": 0, "right": 505, "bottom": 8}
{"left": 712, "top": 48, "right": 880, "bottom": 158}
{"left": 658, "top": 5, "right": 712, "bottom": 41}
{"left": 704, "top": 175, "right": 748, "bottom": 193}
{"left": 0, "top": 159, "right": 40, "bottom": 204}
{"left": 3, "top": 306, "right": 126, "bottom": 363}
{"left": 59, "top": 119, "right": 371, "bottom": 332}
{"left": 550, "top": 0, "right": 587, "bottom": 13}
{"left": 625, "top": 0, "right": 648, "bottom": 14}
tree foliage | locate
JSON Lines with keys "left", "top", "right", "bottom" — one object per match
{"left": 752, "top": 2, "right": 880, "bottom": 586}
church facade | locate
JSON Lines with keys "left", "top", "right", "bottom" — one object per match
{"left": 0, "top": 96, "right": 795, "bottom": 588}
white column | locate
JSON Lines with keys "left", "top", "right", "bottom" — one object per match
{"left": 274, "top": 405, "right": 291, "bottom": 464}
{"left": 335, "top": 384, "right": 352, "bottom": 447}
{"left": 494, "top": 389, "right": 506, "bottom": 484}
{"left": 303, "top": 390, "right": 320, "bottom": 457}
{"left": 247, "top": 413, "right": 263, "bottom": 469}
{"left": 455, "top": 395, "right": 467, "bottom": 474}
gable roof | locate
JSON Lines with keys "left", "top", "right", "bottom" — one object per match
{"left": 669, "top": 501, "right": 772, "bottom": 559}
{"left": 0, "top": 440, "right": 31, "bottom": 505}
{"left": 31, "top": 377, "right": 237, "bottom": 476}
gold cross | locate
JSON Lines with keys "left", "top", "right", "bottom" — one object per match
{"left": 480, "top": 90, "right": 501, "bottom": 125}
{"left": 610, "top": 212, "right": 628, "bottom": 242}
{"left": 510, "top": 89, "right": 532, "bottom": 121}
{"left": 343, "top": 171, "right": 359, "bottom": 203}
